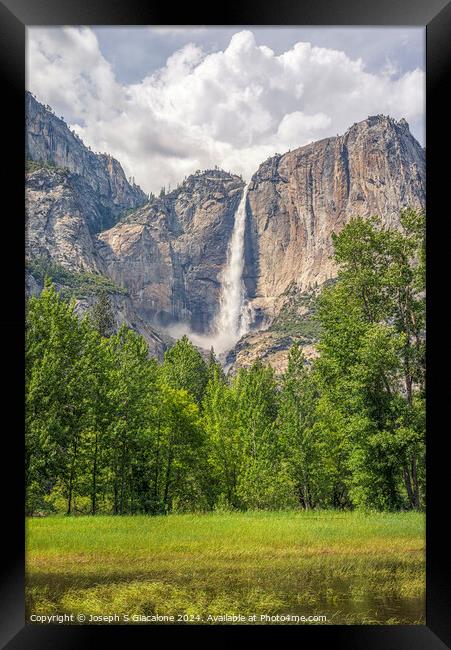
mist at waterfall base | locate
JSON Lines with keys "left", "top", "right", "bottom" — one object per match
{"left": 166, "top": 185, "right": 254, "bottom": 357}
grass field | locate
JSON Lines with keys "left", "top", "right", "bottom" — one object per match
{"left": 26, "top": 510, "right": 425, "bottom": 625}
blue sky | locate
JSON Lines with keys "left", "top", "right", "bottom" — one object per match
{"left": 27, "top": 27, "right": 425, "bottom": 194}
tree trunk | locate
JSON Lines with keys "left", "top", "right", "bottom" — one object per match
{"left": 113, "top": 480, "right": 118, "bottom": 515}
{"left": 66, "top": 437, "right": 78, "bottom": 515}
{"left": 153, "top": 418, "right": 161, "bottom": 508}
{"left": 402, "top": 463, "right": 415, "bottom": 509}
{"left": 163, "top": 446, "right": 174, "bottom": 513}
{"left": 119, "top": 439, "right": 128, "bottom": 515}
{"left": 303, "top": 475, "right": 311, "bottom": 510}
{"left": 296, "top": 484, "right": 307, "bottom": 510}
{"left": 411, "top": 456, "right": 420, "bottom": 509}
{"left": 91, "top": 432, "right": 98, "bottom": 515}
{"left": 404, "top": 369, "right": 413, "bottom": 406}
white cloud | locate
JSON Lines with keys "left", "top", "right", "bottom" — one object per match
{"left": 26, "top": 27, "right": 425, "bottom": 195}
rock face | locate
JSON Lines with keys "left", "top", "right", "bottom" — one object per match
{"left": 26, "top": 166, "right": 104, "bottom": 272}
{"left": 25, "top": 94, "right": 164, "bottom": 356}
{"left": 25, "top": 97, "right": 244, "bottom": 348}
{"left": 226, "top": 330, "right": 319, "bottom": 376}
{"left": 25, "top": 95, "right": 426, "bottom": 368}
{"left": 98, "top": 170, "right": 244, "bottom": 333}
{"left": 73, "top": 293, "right": 167, "bottom": 360}
{"left": 244, "top": 115, "right": 425, "bottom": 322}
{"left": 26, "top": 92, "right": 147, "bottom": 231}
{"left": 225, "top": 283, "right": 322, "bottom": 374}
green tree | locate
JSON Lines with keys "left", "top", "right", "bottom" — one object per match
{"left": 207, "top": 346, "right": 225, "bottom": 383}
{"left": 152, "top": 384, "right": 203, "bottom": 513}
{"left": 106, "top": 325, "right": 158, "bottom": 514}
{"left": 202, "top": 365, "right": 242, "bottom": 508}
{"left": 77, "top": 326, "right": 115, "bottom": 514}
{"left": 26, "top": 279, "right": 90, "bottom": 514}
{"left": 234, "top": 361, "right": 296, "bottom": 510}
{"left": 277, "top": 344, "right": 328, "bottom": 509}
{"left": 161, "top": 335, "right": 208, "bottom": 404}
{"left": 89, "top": 290, "right": 115, "bottom": 337}
{"left": 315, "top": 212, "right": 425, "bottom": 509}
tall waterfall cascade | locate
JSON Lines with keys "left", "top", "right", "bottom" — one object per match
{"left": 213, "top": 183, "right": 254, "bottom": 353}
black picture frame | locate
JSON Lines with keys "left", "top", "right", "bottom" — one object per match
{"left": 1, "top": 1, "right": 450, "bottom": 647}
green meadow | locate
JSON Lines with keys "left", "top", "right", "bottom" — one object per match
{"left": 26, "top": 510, "right": 425, "bottom": 625}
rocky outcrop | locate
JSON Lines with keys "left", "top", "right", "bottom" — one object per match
{"left": 74, "top": 293, "right": 167, "bottom": 360}
{"left": 26, "top": 166, "right": 104, "bottom": 272}
{"left": 98, "top": 170, "right": 244, "bottom": 333}
{"left": 245, "top": 115, "right": 425, "bottom": 322}
{"left": 225, "top": 330, "right": 318, "bottom": 375}
{"left": 26, "top": 92, "right": 147, "bottom": 231}
{"left": 25, "top": 94, "right": 163, "bottom": 356}
{"left": 225, "top": 284, "right": 322, "bottom": 374}
{"left": 25, "top": 261, "right": 166, "bottom": 359}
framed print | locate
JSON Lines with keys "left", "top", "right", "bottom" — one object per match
{"left": 0, "top": 0, "right": 450, "bottom": 647}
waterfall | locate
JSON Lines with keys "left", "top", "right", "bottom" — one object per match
{"left": 213, "top": 183, "right": 253, "bottom": 353}
{"left": 167, "top": 183, "right": 253, "bottom": 356}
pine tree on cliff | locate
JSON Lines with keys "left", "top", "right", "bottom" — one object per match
{"left": 89, "top": 291, "right": 115, "bottom": 338}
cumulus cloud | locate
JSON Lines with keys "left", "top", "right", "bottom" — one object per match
{"left": 26, "top": 28, "right": 425, "bottom": 195}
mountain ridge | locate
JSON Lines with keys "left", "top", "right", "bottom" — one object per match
{"left": 26, "top": 91, "right": 147, "bottom": 232}
{"left": 25, "top": 93, "right": 425, "bottom": 369}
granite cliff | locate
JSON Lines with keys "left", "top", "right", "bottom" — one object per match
{"left": 97, "top": 170, "right": 244, "bottom": 334}
{"left": 25, "top": 92, "right": 165, "bottom": 357}
{"left": 245, "top": 115, "right": 425, "bottom": 324}
{"left": 25, "top": 93, "right": 425, "bottom": 368}
{"left": 231, "top": 114, "right": 425, "bottom": 370}
{"left": 26, "top": 92, "right": 147, "bottom": 231}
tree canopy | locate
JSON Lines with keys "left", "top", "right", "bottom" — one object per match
{"left": 26, "top": 210, "right": 425, "bottom": 515}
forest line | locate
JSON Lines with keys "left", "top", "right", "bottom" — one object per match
{"left": 25, "top": 210, "right": 425, "bottom": 515}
